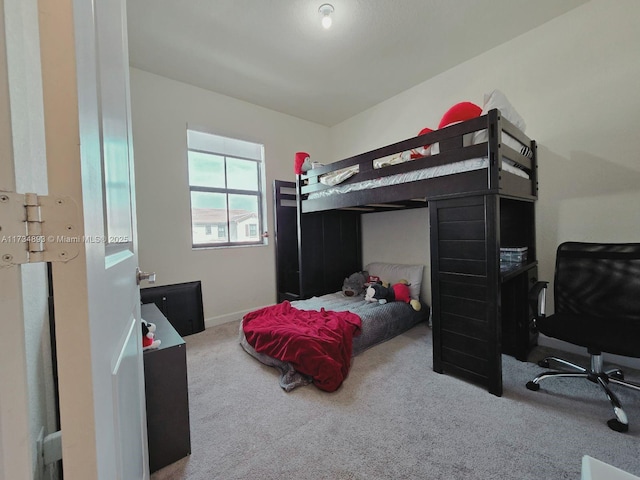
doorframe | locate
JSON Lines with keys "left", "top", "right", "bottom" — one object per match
{"left": 2, "top": 0, "right": 147, "bottom": 477}
{"left": 0, "top": 0, "right": 50, "bottom": 478}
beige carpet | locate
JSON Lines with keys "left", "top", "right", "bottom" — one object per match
{"left": 151, "top": 320, "right": 640, "bottom": 480}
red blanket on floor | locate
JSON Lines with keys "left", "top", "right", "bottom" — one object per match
{"left": 242, "top": 301, "right": 362, "bottom": 392}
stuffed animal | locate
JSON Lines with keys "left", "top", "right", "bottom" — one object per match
{"left": 365, "top": 280, "right": 421, "bottom": 311}
{"left": 364, "top": 283, "right": 390, "bottom": 303}
{"left": 294, "top": 151, "right": 313, "bottom": 174}
{"left": 342, "top": 271, "right": 368, "bottom": 297}
{"left": 142, "top": 320, "right": 161, "bottom": 351}
{"left": 401, "top": 127, "right": 434, "bottom": 160}
{"left": 393, "top": 102, "right": 482, "bottom": 163}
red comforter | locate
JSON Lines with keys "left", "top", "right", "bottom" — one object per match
{"left": 242, "top": 301, "right": 362, "bottom": 392}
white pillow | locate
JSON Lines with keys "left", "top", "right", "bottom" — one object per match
{"left": 364, "top": 262, "right": 424, "bottom": 300}
{"left": 471, "top": 90, "right": 531, "bottom": 171}
{"left": 433, "top": 91, "right": 525, "bottom": 156}
{"left": 482, "top": 89, "right": 526, "bottom": 132}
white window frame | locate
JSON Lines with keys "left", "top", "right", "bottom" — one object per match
{"left": 187, "top": 128, "right": 266, "bottom": 248}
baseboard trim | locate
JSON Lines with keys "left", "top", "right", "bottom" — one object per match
{"left": 204, "top": 304, "right": 272, "bottom": 329}
{"left": 538, "top": 334, "right": 640, "bottom": 370}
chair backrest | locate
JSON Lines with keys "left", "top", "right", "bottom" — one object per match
{"left": 554, "top": 242, "right": 640, "bottom": 321}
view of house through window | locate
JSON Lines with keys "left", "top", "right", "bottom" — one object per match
{"left": 187, "top": 129, "right": 265, "bottom": 247}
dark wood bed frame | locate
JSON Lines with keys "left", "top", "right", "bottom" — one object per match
{"left": 274, "top": 109, "right": 539, "bottom": 396}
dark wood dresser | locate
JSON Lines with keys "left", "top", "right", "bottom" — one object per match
{"left": 141, "top": 303, "right": 191, "bottom": 473}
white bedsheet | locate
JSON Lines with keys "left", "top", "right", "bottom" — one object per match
{"left": 309, "top": 157, "right": 528, "bottom": 200}
{"left": 310, "top": 130, "right": 531, "bottom": 200}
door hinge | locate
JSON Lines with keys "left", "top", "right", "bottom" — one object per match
{"left": 0, "top": 191, "right": 80, "bottom": 266}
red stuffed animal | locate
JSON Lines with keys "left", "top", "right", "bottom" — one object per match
{"left": 294, "top": 151, "right": 312, "bottom": 174}
{"left": 406, "top": 102, "right": 482, "bottom": 160}
{"left": 364, "top": 281, "right": 421, "bottom": 311}
{"left": 142, "top": 320, "right": 161, "bottom": 351}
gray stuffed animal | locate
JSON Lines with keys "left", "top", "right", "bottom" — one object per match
{"left": 342, "top": 271, "right": 368, "bottom": 297}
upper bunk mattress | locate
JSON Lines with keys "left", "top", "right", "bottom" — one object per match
{"left": 307, "top": 90, "right": 533, "bottom": 201}
{"left": 309, "top": 156, "right": 529, "bottom": 200}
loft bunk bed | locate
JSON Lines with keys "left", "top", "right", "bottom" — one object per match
{"left": 275, "top": 106, "right": 539, "bottom": 396}
{"left": 298, "top": 109, "right": 537, "bottom": 213}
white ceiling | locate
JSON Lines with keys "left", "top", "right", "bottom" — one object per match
{"left": 127, "top": 0, "right": 587, "bottom": 127}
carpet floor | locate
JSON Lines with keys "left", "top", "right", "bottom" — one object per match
{"left": 150, "top": 320, "right": 640, "bottom": 480}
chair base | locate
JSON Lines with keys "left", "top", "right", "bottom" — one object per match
{"left": 526, "top": 354, "right": 640, "bottom": 432}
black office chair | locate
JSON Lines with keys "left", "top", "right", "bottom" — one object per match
{"left": 526, "top": 242, "right": 640, "bottom": 432}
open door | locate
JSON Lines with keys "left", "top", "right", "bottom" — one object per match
{"left": 37, "top": 0, "right": 149, "bottom": 478}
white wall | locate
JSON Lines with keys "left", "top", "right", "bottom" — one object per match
{"left": 130, "top": 69, "right": 330, "bottom": 325}
{"left": 330, "top": 0, "right": 640, "bottom": 308}
{"left": 131, "top": 1, "right": 640, "bottom": 370}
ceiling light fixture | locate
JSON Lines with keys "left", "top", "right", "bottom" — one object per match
{"left": 319, "top": 3, "right": 334, "bottom": 29}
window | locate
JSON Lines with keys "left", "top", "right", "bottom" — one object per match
{"left": 187, "top": 129, "right": 266, "bottom": 247}
{"left": 246, "top": 224, "right": 257, "bottom": 238}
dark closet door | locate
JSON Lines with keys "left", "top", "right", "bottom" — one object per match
{"left": 274, "top": 180, "right": 300, "bottom": 301}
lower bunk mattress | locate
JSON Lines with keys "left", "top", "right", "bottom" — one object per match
{"left": 239, "top": 292, "right": 429, "bottom": 392}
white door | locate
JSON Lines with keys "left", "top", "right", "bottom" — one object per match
{"left": 38, "top": 0, "right": 149, "bottom": 478}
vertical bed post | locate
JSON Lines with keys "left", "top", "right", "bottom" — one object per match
{"left": 485, "top": 194, "right": 503, "bottom": 396}
{"left": 530, "top": 140, "right": 539, "bottom": 199}
{"left": 295, "top": 174, "right": 305, "bottom": 298}
{"left": 429, "top": 204, "right": 443, "bottom": 374}
{"left": 487, "top": 108, "right": 502, "bottom": 192}
{"left": 485, "top": 109, "right": 505, "bottom": 395}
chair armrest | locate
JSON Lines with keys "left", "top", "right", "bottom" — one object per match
{"left": 528, "top": 281, "right": 549, "bottom": 319}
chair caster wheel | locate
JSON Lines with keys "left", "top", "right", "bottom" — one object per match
{"left": 607, "top": 418, "right": 629, "bottom": 433}
{"left": 537, "top": 359, "right": 550, "bottom": 368}
{"left": 526, "top": 381, "right": 540, "bottom": 391}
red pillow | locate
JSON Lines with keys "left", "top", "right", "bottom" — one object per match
{"left": 438, "top": 102, "right": 482, "bottom": 129}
